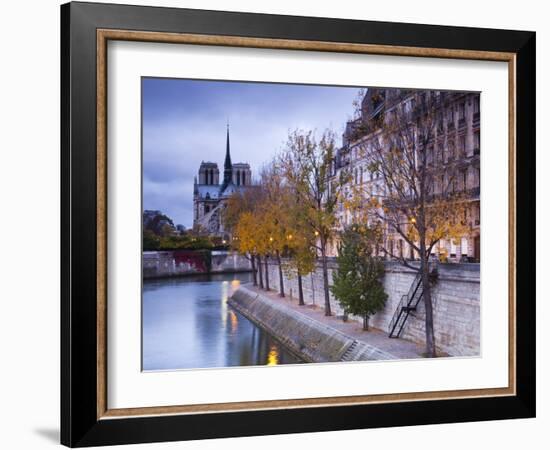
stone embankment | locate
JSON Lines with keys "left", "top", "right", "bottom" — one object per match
{"left": 143, "top": 250, "right": 252, "bottom": 279}
{"left": 229, "top": 285, "right": 422, "bottom": 363}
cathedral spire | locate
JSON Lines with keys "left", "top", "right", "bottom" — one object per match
{"left": 223, "top": 122, "right": 233, "bottom": 186}
{"left": 224, "top": 122, "right": 232, "bottom": 170}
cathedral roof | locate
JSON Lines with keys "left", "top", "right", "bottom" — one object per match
{"left": 196, "top": 185, "right": 220, "bottom": 199}
{"left": 219, "top": 182, "right": 254, "bottom": 198}
{"left": 219, "top": 181, "right": 237, "bottom": 197}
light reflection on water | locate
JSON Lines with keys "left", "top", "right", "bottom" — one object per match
{"left": 267, "top": 345, "right": 279, "bottom": 366}
{"left": 142, "top": 272, "right": 302, "bottom": 371}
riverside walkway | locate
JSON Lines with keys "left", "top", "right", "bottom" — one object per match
{"left": 232, "top": 284, "right": 425, "bottom": 361}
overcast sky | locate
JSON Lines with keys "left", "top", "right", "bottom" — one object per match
{"left": 142, "top": 78, "right": 362, "bottom": 227}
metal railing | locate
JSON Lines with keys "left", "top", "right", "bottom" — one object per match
{"left": 388, "top": 263, "right": 437, "bottom": 338}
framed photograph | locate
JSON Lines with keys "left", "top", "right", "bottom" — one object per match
{"left": 61, "top": 1, "right": 535, "bottom": 447}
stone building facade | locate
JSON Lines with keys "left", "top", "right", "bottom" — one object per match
{"left": 193, "top": 126, "right": 254, "bottom": 238}
{"left": 330, "top": 89, "right": 481, "bottom": 262}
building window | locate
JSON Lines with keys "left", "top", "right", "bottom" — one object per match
{"left": 450, "top": 239, "right": 457, "bottom": 258}
{"left": 205, "top": 205, "right": 210, "bottom": 214}
{"left": 448, "top": 140, "right": 455, "bottom": 161}
{"left": 447, "top": 108, "right": 454, "bottom": 124}
{"left": 474, "top": 131, "right": 480, "bottom": 153}
{"left": 458, "top": 135, "right": 466, "bottom": 157}
{"left": 452, "top": 173, "right": 458, "bottom": 192}
{"left": 459, "top": 102, "right": 465, "bottom": 120}
{"left": 461, "top": 237, "right": 469, "bottom": 256}
{"left": 473, "top": 96, "right": 480, "bottom": 114}
{"left": 437, "top": 117, "right": 443, "bottom": 132}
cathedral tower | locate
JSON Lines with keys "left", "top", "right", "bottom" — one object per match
{"left": 220, "top": 124, "right": 233, "bottom": 192}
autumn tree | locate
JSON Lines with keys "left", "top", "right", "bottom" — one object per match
{"left": 349, "top": 89, "right": 469, "bottom": 356}
{"left": 224, "top": 188, "right": 263, "bottom": 232}
{"left": 284, "top": 228, "right": 316, "bottom": 306}
{"left": 261, "top": 162, "right": 304, "bottom": 297}
{"left": 233, "top": 212, "right": 261, "bottom": 286}
{"left": 224, "top": 187, "right": 264, "bottom": 286}
{"left": 280, "top": 130, "right": 350, "bottom": 316}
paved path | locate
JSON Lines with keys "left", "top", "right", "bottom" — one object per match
{"left": 243, "top": 284, "right": 425, "bottom": 360}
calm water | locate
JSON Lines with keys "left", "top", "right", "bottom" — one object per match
{"left": 143, "top": 272, "right": 302, "bottom": 370}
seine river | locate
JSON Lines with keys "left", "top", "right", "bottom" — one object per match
{"left": 143, "top": 272, "right": 302, "bottom": 371}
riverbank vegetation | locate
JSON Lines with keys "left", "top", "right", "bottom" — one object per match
{"left": 143, "top": 211, "right": 228, "bottom": 251}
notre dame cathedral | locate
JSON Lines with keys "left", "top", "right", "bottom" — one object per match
{"left": 192, "top": 126, "right": 254, "bottom": 237}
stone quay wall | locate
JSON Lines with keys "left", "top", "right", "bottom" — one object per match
{"left": 260, "top": 259, "right": 480, "bottom": 357}
{"left": 143, "top": 250, "right": 252, "bottom": 279}
{"left": 229, "top": 286, "right": 397, "bottom": 363}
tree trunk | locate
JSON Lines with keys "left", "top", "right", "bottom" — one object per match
{"left": 320, "top": 241, "right": 332, "bottom": 316}
{"left": 250, "top": 254, "right": 257, "bottom": 286}
{"left": 258, "top": 256, "right": 264, "bottom": 289}
{"left": 363, "top": 314, "right": 369, "bottom": 331}
{"left": 264, "top": 255, "right": 270, "bottom": 291}
{"left": 297, "top": 273, "right": 304, "bottom": 306}
{"left": 420, "top": 240, "right": 436, "bottom": 357}
{"left": 276, "top": 251, "right": 285, "bottom": 297}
